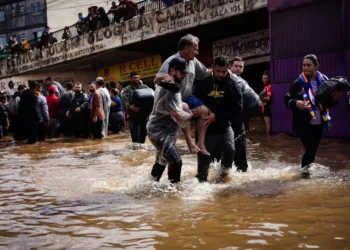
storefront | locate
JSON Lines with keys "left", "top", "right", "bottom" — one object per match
{"left": 96, "top": 55, "right": 162, "bottom": 87}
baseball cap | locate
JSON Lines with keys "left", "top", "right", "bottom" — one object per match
{"left": 169, "top": 58, "right": 188, "bottom": 74}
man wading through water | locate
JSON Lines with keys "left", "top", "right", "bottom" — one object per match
{"left": 148, "top": 58, "right": 194, "bottom": 183}
{"left": 155, "top": 34, "right": 213, "bottom": 156}
{"left": 194, "top": 57, "right": 243, "bottom": 182}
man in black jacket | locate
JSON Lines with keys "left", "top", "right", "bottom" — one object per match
{"left": 194, "top": 57, "right": 243, "bottom": 182}
{"left": 58, "top": 82, "right": 74, "bottom": 136}
{"left": 18, "top": 80, "right": 40, "bottom": 144}
{"left": 67, "top": 83, "right": 88, "bottom": 138}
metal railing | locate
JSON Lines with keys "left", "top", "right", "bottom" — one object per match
{"left": 1, "top": 0, "right": 186, "bottom": 58}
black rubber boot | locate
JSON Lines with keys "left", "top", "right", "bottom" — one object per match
{"left": 151, "top": 162, "right": 166, "bottom": 181}
{"left": 168, "top": 161, "right": 182, "bottom": 183}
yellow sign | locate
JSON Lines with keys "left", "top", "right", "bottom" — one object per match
{"left": 97, "top": 55, "right": 162, "bottom": 83}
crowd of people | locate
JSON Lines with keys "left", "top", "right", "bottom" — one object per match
{"left": 1, "top": 33, "right": 349, "bottom": 184}
{"left": 0, "top": 76, "right": 127, "bottom": 143}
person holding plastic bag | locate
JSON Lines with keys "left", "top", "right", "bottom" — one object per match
{"left": 284, "top": 54, "right": 344, "bottom": 178}
{"left": 148, "top": 58, "right": 194, "bottom": 183}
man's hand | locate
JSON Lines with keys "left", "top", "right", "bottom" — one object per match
{"left": 331, "top": 90, "right": 344, "bottom": 101}
{"left": 66, "top": 111, "right": 70, "bottom": 117}
{"left": 75, "top": 107, "right": 81, "bottom": 112}
{"left": 296, "top": 100, "right": 308, "bottom": 110}
{"left": 203, "top": 112, "right": 215, "bottom": 127}
{"left": 130, "top": 105, "right": 140, "bottom": 112}
{"left": 347, "top": 91, "right": 350, "bottom": 97}
{"left": 92, "top": 116, "right": 97, "bottom": 123}
{"left": 163, "top": 74, "right": 174, "bottom": 82}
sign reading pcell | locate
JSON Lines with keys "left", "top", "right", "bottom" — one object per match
{"left": 97, "top": 55, "right": 162, "bottom": 83}
{"left": 213, "top": 30, "right": 270, "bottom": 60}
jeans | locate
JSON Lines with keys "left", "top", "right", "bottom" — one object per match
{"left": 197, "top": 127, "right": 235, "bottom": 182}
{"left": 129, "top": 117, "right": 148, "bottom": 143}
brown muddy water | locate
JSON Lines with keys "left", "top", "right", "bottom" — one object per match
{"left": 0, "top": 122, "right": 350, "bottom": 249}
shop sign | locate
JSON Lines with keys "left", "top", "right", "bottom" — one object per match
{"left": 97, "top": 55, "right": 162, "bottom": 82}
{"left": 213, "top": 29, "right": 270, "bottom": 60}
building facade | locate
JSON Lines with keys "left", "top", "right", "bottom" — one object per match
{"left": 269, "top": 0, "right": 350, "bottom": 137}
{"left": 0, "top": 0, "right": 47, "bottom": 47}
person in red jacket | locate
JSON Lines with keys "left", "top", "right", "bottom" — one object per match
{"left": 46, "top": 86, "right": 60, "bottom": 137}
{"left": 260, "top": 70, "right": 272, "bottom": 135}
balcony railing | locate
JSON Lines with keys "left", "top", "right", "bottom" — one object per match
{"left": 1, "top": 0, "right": 187, "bottom": 58}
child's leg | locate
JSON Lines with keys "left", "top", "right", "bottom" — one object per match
{"left": 192, "top": 105, "right": 211, "bottom": 156}
{"left": 182, "top": 103, "right": 200, "bottom": 154}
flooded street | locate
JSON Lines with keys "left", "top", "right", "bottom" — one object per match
{"left": 0, "top": 122, "right": 350, "bottom": 249}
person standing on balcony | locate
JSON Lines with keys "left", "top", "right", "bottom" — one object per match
{"left": 108, "top": 1, "right": 122, "bottom": 24}
{"left": 120, "top": 0, "right": 138, "bottom": 21}
{"left": 7, "top": 36, "right": 19, "bottom": 56}
{"left": 98, "top": 7, "right": 111, "bottom": 28}
{"left": 40, "top": 26, "right": 51, "bottom": 47}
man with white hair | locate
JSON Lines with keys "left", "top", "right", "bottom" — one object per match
{"left": 95, "top": 77, "right": 111, "bottom": 137}
{"left": 154, "top": 34, "right": 212, "bottom": 156}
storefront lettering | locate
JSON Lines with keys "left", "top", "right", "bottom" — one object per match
{"left": 213, "top": 30, "right": 270, "bottom": 59}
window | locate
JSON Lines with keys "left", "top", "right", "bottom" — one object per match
{"left": 0, "top": 10, "right": 4, "bottom": 22}
{"left": 20, "top": 33, "right": 26, "bottom": 41}
{"left": 19, "top": 4, "right": 24, "bottom": 15}
{"left": 12, "top": 8, "right": 16, "bottom": 17}
{"left": 0, "top": 38, "right": 5, "bottom": 47}
{"left": 32, "top": 2, "right": 41, "bottom": 15}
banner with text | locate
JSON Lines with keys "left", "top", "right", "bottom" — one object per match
{"left": 213, "top": 29, "right": 270, "bottom": 61}
{"left": 97, "top": 55, "right": 162, "bottom": 82}
{"left": 1, "top": 0, "right": 267, "bottom": 78}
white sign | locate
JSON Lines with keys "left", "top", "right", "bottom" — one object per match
{"left": 213, "top": 29, "right": 270, "bottom": 60}
{"left": 1, "top": 0, "right": 267, "bottom": 78}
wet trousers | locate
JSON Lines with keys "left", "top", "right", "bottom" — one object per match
{"left": 231, "top": 121, "right": 248, "bottom": 172}
{"left": 37, "top": 122, "right": 46, "bottom": 142}
{"left": 92, "top": 120, "right": 103, "bottom": 139}
{"left": 109, "top": 111, "right": 124, "bottom": 134}
{"left": 129, "top": 117, "right": 148, "bottom": 143}
{"left": 297, "top": 124, "right": 323, "bottom": 168}
{"left": 149, "top": 137, "right": 182, "bottom": 183}
{"left": 26, "top": 121, "right": 37, "bottom": 144}
{"left": 197, "top": 127, "right": 235, "bottom": 182}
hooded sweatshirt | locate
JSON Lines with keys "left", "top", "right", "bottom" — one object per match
{"left": 193, "top": 74, "right": 243, "bottom": 134}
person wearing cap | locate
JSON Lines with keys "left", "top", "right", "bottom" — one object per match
{"left": 122, "top": 72, "right": 151, "bottom": 144}
{"left": 45, "top": 77, "right": 65, "bottom": 97}
{"left": 148, "top": 58, "right": 194, "bottom": 183}
{"left": 154, "top": 34, "right": 213, "bottom": 156}
{"left": 95, "top": 77, "right": 111, "bottom": 137}
{"left": 194, "top": 56, "right": 243, "bottom": 182}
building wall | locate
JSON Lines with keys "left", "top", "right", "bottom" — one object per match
{"left": 268, "top": 0, "right": 321, "bottom": 11}
{"left": 270, "top": 0, "right": 350, "bottom": 138}
{"left": 0, "top": 0, "right": 47, "bottom": 44}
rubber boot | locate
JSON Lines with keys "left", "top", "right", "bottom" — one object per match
{"left": 151, "top": 162, "right": 166, "bottom": 181}
{"left": 168, "top": 161, "right": 182, "bottom": 183}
